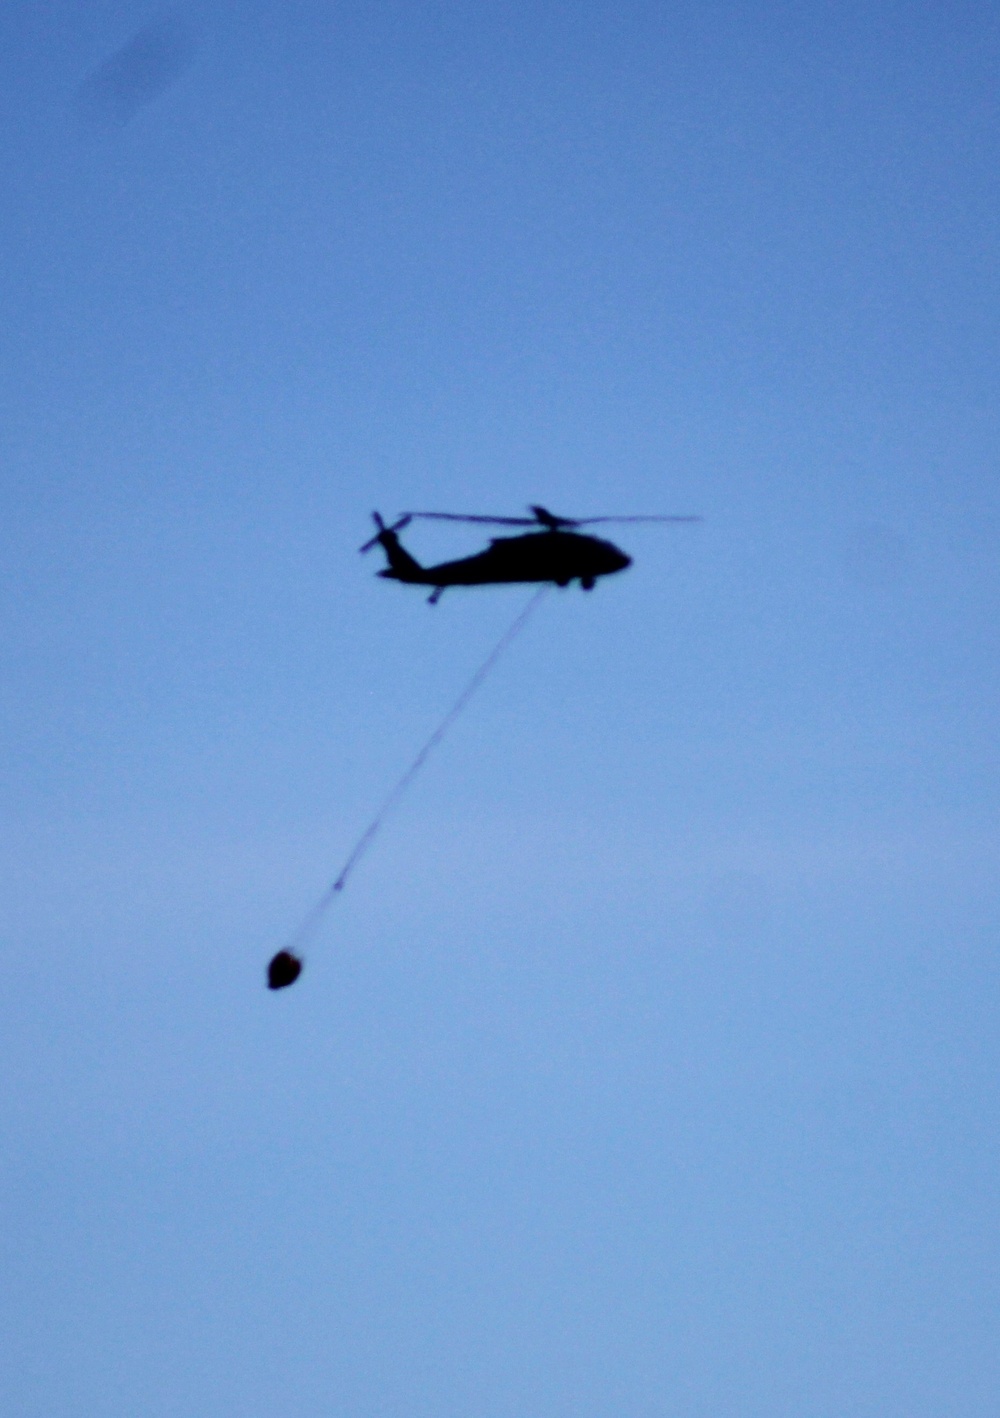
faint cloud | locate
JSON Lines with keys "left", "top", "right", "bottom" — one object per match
{"left": 841, "top": 521, "right": 910, "bottom": 591}
{"left": 73, "top": 16, "right": 196, "bottom": 128}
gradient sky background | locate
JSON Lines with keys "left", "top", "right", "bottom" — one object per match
{"left": 3, "top": 2, "right": 1000, "bottom": 1414}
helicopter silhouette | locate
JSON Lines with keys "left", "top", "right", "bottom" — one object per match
{"left": 361, "top": 505, "right": 700, "bottom": 603}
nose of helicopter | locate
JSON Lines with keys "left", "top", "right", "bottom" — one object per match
{"left": 611, "top": 548, "right": 631, "bottom": 572}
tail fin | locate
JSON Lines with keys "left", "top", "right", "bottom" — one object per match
{"left": 361, "top": 512, "right": 424, "bottom": 582}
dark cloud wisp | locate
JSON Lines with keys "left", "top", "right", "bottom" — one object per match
{"left": 74, "top": 18, "right": 195, "bottom": 128}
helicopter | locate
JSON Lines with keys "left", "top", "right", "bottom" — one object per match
{"left": 360, "top": 505, "right": 701, "bottom": 603}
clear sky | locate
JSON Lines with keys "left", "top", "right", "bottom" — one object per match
{"left": 3, "top": 2, "right": 999, "bottom": 1414}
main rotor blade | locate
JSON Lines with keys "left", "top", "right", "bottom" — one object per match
{"left": 400, "top": 511, "right": 538, "bottom": 526}
{"left": 398, "top": 509, "right": 703, "bottom": 530}
{"left": 569, "top": 515, "right": 703, "bottom": 525}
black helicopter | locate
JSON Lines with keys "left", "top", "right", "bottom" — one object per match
{"left": 361, "top": 505, "right": 700, "bottom": 603}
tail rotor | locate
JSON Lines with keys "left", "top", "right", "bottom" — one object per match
{"left": 359, "top": 512, "right": 412, "bottom": 554}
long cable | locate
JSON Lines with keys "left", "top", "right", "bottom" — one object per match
{"left": 273, "top": 586, "right": 549, "bottom": 969}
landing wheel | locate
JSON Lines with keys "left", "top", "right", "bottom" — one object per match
{"left": 580, "top": 577, "right": 595, "bottom": 591}
{"left": 556, "top": 579, "right": 569, "bottom": 588}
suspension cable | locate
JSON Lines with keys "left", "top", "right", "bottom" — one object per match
{"left": 268, "top": 586, "right": 549, "bottom": 986}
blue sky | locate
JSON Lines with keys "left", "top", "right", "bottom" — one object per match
{"left": 2, "top": 2, "right": 999, "bottom": 1414}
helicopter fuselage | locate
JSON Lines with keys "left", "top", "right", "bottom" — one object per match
{"left": 376, "top": 527, "right": 631, "bottom": 600}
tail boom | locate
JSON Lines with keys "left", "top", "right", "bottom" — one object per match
{"left": 377, "top": 534, "right": 426, "bottom": 582}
